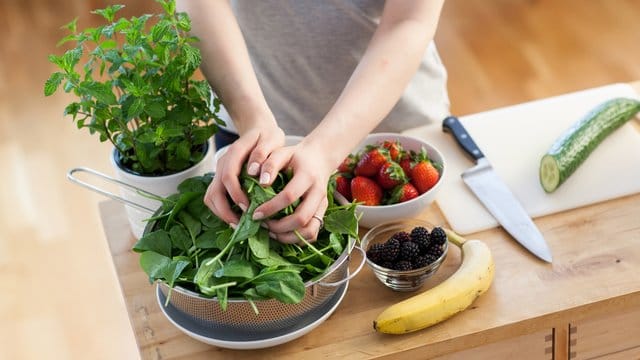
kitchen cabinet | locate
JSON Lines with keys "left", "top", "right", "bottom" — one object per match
{"left": 97, "top": 83, "right": 640, "bottom": 359}
{"left": 435, "top": 329, "right": 552, "bottom": 360}
{"left": 569, "top": 305, "right": 640, "bottom": 359}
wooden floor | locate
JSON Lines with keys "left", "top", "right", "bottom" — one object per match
{"left": 2, "top": 0, "right": 640, "bottom": 359}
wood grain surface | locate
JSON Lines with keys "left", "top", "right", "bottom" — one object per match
{"left": 4, "top": 0, "right": 640, "bottom": 359}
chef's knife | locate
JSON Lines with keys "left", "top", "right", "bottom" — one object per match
{"left": 442, "top": 116, "right": 553, "bottom": 263}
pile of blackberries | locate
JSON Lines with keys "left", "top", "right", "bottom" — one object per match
{"left": 366, "top": 226, "right": 447, "bottom": 271}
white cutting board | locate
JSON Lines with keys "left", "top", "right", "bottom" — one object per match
{"left": 403, "top": 83, "right": 640, "bottom": 235}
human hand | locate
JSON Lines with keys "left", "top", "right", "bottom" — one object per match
{"left": 204, "top": 124, "right": 285, "bottom": 226}
{"left": 251, "top": 141, "right": 335, "bottom": 244}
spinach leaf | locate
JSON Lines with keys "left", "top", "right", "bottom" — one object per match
{"left": 328, "top": 233, "right": 344, "bottom": 256}
{"left": 139, "top": 251, "right": 171, "bottom": 282}
{"left": 200, "top": 210, "right": 226, "bottom": 230}
{"left": 164, "top": 259, "right": 190, "bottom": 284}
{"left": 164, "top": 191, "right": 200, "bottom": 229}
{"left": 216, "top": 287, "right": 229, "bottom": 311}
{"left": 252, "top": 271, "right": 306, "bottom": 304}
{"left": 214, "top": 258, "right": 257, "bottom": 279}
{"left": 169, "top": 224, "right": 191, "bottom": 253}
{"left": 253, "top": 249, "right": 295, "bottom": 268}
{"left": 325, "top": 208, "right": 359, "bottom": 239}
{"left": 194, "top": 229, "right": 219, "bottom": 249}
{"left": 231, "top": 206, "right": 261, "bottom": 242}
{"left": 133, "top": 230, "right": 172, "bottom": 257}
{"left": 177, "top": 174, "right": 212, "bottom": 193}
{"left": 162, "top": 259, "right": 191, "bottom": 305}
{"left": 248, "top": 228, "right": 270, "bottom": 259}
{"left": 177, "top": 210, "right": 201, "bottom": 241}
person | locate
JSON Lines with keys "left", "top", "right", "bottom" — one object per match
{"left": 177, "top": 0, "right": 449, "bottom": 244}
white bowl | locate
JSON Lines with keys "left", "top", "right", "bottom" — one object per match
{"left": 213, "top": 135, "right": 304, "bottom": 168}
{"left": 338, "top": 133, "right": 446, "bottom": 229}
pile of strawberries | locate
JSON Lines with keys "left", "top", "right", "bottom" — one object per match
{"left": 333, "top": 139, "right": 442, "bottom": 206}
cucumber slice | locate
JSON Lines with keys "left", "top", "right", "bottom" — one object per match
{"left": 540, "top": 97, "right": 640, "bottom": 193}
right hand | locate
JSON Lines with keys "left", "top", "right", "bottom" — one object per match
{"left": 204, "top": 123, "right": 285, "bottom": 226}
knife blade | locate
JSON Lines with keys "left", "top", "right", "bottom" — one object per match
{"left": 442, "top": 115, "right": 553, "bottom": 263}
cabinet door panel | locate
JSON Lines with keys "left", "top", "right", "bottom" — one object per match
{"left": 435, "top": 329, "right": 553, "bottom": 360}
{"left": 570, "top": 306, "right": 640, "bottom": 359}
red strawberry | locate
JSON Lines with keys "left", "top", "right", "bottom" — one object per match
{"left": 376, "top": 161, "right": 407, "bottom": 190}
{"left": 390, "top": 183, "right": 419, "bottom": 204}
{"left": 351, "top": 176, "right": 383, "bottom": 206}
{"left": 399, "top": 152, "right": 413, "bottom": 179}
{"left": 335, "top": 174, "right": 352, "bottom": 201}
{"left": 338, "top": 154, "right": 357, "bottom": 174}
{"left": 354, "top": 147, "right": 388, "bottom": 177}
{"left": 411, "top": 160, "right": 440, "bottom": 194}
{"left": 381, "top": 140, "right": 402, "bottom": 161}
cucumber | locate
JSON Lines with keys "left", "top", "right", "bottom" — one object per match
{"left": 540, "top": 97, "right": 640, "bottom": 193}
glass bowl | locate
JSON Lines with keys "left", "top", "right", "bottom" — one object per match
{"left": 361, "top": 219, "right": 448, "bottom": 292}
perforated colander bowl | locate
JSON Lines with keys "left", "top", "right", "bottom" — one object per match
{"left": 155, "top": 236, "right": 364, "bottom": 335}
{"left": 67, "top": 167, "right": 365, "bottom": 336}
{"left": 141, "top": 199, "right": 366, "bottom": 335}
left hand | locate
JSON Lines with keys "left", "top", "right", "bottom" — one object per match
{"left": 252, "top": 141, "right": 334, "bottom": 244}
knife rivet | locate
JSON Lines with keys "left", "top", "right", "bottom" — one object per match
{"left": 461, "top": 134, "right": 468, "bottom": 139}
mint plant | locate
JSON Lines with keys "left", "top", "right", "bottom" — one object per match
{"left": 44, "top": 0, "right": 223, "bottom": 175}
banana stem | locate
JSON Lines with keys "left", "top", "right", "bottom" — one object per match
{"left": 444, "top": 228, "right": 466, "bottom": 248}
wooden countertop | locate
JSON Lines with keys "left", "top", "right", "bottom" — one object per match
{"left": 99, "top": 84, "right": 640, "bottom": 359}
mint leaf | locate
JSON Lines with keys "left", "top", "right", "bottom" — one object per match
{"left": 44, "top": 72, "right": 64, "bottom": 96}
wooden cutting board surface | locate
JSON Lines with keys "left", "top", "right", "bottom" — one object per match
{"left": 403, "top": 83, "right": 640, "bottom": 235}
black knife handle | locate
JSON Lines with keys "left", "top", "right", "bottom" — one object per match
{"left": 442, "top": 116, "right": 485, "bottom": 162}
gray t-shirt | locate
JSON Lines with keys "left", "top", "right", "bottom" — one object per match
{"left": 219, "top": 0, "right": 450, "bottom": 136}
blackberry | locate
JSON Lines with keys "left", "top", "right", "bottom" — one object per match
{"left": 430, "top": 227, "right": 447, "bottom": 246}
{"left": 399, "top": 241, "right": 420, "bottom": 261}
{"left": 391, "top": 231, "right": 411, "bottom": 243}
{"left": 425, "top": 253, "right": 440, "bottom": 264}
{"left": 366, "top": 243, "right": 385, "bottom": 263}
{"left": 394, "top": 260, "right": 413, "bottom": 271}
{"left": 413, "top": 255, "right": 430, "bottom": 269}
{"left": 381, "top": 238, "right": 400, "bottom": 262}
{"left": 380, "top": 261, "right": 395, "bottom": 269}
{"left": 410, "top": 226, "right": 431, "bottom": 254}
{"left": 426, "top": 243, "right": 445, "bottom": 258}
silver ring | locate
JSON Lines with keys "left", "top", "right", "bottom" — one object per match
{"left": 312, "top": 214, "right": 324, "bottom": 229}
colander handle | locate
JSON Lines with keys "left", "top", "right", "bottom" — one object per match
{"left": 67, "top": 167, "right": 158, "bottom": 214}
{"left": 317, "top": 245, "right": 366, "bottom": 287}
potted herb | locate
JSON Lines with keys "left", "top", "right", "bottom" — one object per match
{"left": 45, "top": 0, "right": 223, "bottom": 237}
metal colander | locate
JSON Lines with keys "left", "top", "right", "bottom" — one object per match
{"left": 68, "top": 167, "right": 365, "bottom": 335}
{"left": 155, "top": 237, "right": 360, "bottom": 335}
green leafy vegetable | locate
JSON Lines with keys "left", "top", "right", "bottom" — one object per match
{"left": 133, "top": 171, "right": 359, "bottom": 312}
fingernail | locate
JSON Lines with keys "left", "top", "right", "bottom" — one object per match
{"left": 269, "top": 232, "right": 277, "bottom": 239}
{"left": 247, "top": 162, "right": 259, "bottom": 176}
{"left": 252, "top": 211, "right": 264, "bottom": 221}
{"left": 259, "top": 172, "right": 271, "bottom": 185}
{"left": 260, "top": 222, "right": 269, "bottom": 229}
{"left": 229, "top": 223, "right": 237, "bottom": 229}
{"left": 239, "top": 203, "right": 247, "bottom": 212}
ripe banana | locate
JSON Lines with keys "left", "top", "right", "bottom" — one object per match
{"left": 373, "top": 229, "right": 495, "bottom": 334}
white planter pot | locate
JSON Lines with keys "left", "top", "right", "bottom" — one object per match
{"left": 110, "top": 140, "right": 215, "bottom": 239}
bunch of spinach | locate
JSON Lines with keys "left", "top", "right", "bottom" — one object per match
{"left": 133, "top": 171, "right": 359, "bottom": 312}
